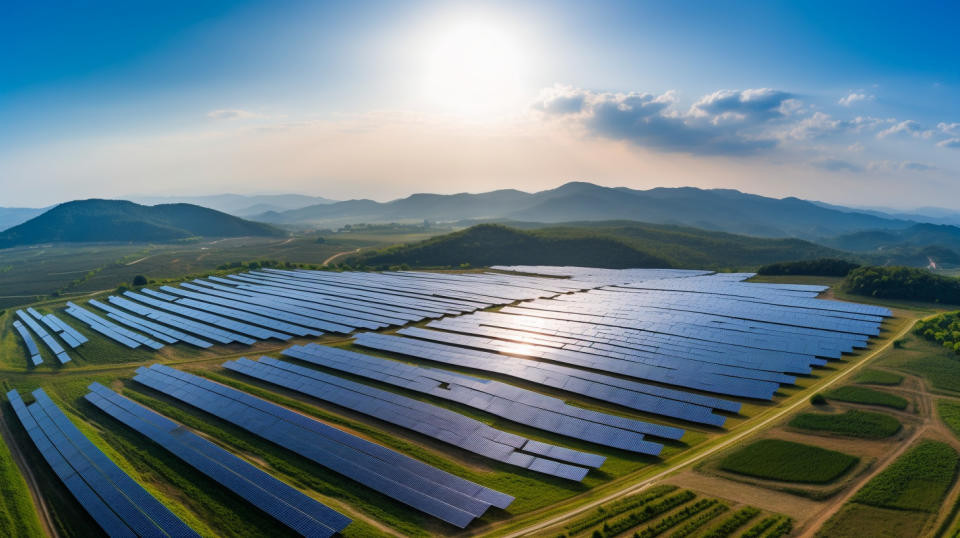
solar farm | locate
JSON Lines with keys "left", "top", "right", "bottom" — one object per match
{"left": 0, "top": 265, "right": 902, "bottom": 537}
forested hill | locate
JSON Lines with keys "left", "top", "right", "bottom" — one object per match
{"left": 0, "top": 199, "right": 285, "bottom": 248}
{"left": 351, "top": 222, "right": 844, "bottom": 270}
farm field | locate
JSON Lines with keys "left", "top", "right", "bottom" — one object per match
{"left": 824, "top": 386, "right": 909, "bottom": 410}
{"left": 718, "top": 439, "right": 858, "bottom": 484}
{"left": 788, "top": 409, "right": 902, "bottom": 439}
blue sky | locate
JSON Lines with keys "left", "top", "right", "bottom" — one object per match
{"left": 1, "top": 0, "right": 958, "bottom": 208}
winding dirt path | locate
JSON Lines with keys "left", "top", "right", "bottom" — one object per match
{"left": 322, "top": 248, "right": 360, "bottom": 266}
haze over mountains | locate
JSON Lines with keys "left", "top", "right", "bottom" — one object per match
{"left": 0, "top": 199, "right": 283, "bottom": 249}
{"left": 254, "top": 181, "right": 910, "bottom": 238}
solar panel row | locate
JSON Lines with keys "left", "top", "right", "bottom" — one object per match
{"left": 107, "top": 295, "right": 254, "bottom": 345}
{"left": 88, "top": 298, "right": 213, "bottom": 348}
{"left": 65, "top": 302, "right": 163, "bottom": 350}
{"left": 29, "top": 307, "right": 88, "bottom": 348}
{"left": 16, "top": 309, "right": 71, "bottom": 363}
{"left": 7, "top": 389, "right": 197, "bottom": 537}
{"left": 133, "top": 364, "right": 514, "bottom": 528}
{"left": 283, "top": 344, "right": 679, "bottom": 451}
{"left": 224, "top": 356, "right": 603, "bottom": 479}
{"left": 12, "top": 320, "right": 43, "bottom": 365}
{"left": 84, "top": 383, "right": 352, "bottom": 537}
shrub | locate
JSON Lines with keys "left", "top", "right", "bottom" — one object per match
{"left": 132, "top": 274, "right": 148, "bottom": 286}
{"left": 701, "top": 506, "right": 760, "bottom": 538}
{"left": 811, "top": 393, "right": 827, "bottom": 405}
{"left": 719, "top": 439, "right": 859, "bottom": 483}
{"left": 916, "top": 312, "right": 960, "bottom": 355}
{"left": 825, "top": 386, "right": 908, "bottom": 410}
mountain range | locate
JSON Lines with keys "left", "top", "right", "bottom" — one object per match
{"left": 254, "top": 181, "right": 912, "bottom": 239}
{"left": 0, "top": 199, "right": 284, "bottom": 249}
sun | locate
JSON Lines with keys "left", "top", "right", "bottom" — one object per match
{"left": 419, "top": 15, "right": 531, "bottom": 118}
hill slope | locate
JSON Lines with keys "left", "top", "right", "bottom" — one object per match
{"left": 259, "top": 181, "right": 909, "bottom": 239}
{"left": 0, "top": 199, "right": 285, "bottom": 248}
{"left": 352, "top": 222, "right": 845, "bottom": 270}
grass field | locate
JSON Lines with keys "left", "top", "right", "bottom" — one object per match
{"left": 853, "top": 369, "right": 904, "bottom": 386}
{"left": 0, "top": 231, "right": 443, "bottom": 310}
{"left": 824, "top": 386, "right": 909, "bottom": 410}
{"left": 788, "top": 410, "right": 902, "bottom": 439}
{"left": 853, "top": 440, "right": 958, "bottom": 512}
{"left": 816, "top": 504, "right": 931, "bottom": 538}
{"left": 718, "top": 439, "right": 859, "bottom": 484}
{"left": 876, "top": 333, "right": 960, "bottom": 394}
{"left": 940, "top": 401, "right": 960, "bottom": 439}
{"left": 0, "top": 404, "right": 44, "bottom": 537}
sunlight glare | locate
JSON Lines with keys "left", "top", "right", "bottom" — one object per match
{"left": 419, "top": 14, "right": 531, "bottom": 118}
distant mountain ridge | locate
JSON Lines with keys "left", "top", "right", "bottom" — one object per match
{"left": 0, "top": 207, "right": 47, "bottom": 232}
{"left": 256, "top": 181, "right": 911, "bottom": 239}
{"left": 128, "top": 193, "right": 337, "bottom": 217}
{"left": 0, "top": 199, "right": 285, "bottom": 249}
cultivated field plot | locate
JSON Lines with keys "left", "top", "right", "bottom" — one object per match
{"left": 0, "top": 266, "right": 896, "bottom": 536}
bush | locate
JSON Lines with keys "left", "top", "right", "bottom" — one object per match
{"left": 788, "top": 410, "right": 901, "bottom": 439}
{"left": 564, "top": 485, "right": 677, "bottom": 535}
{"left": 719, "top": 439, "right": 859, "bottom": 483}
{"left": 632, "top": 498, "right": 718, "bottom": 538}
{"left": 916, "top": 312, "right": 960, "bottom": 355}
{"left": 844, "top": 266, "right": 960, "bottom": 303}
{"left": 757, "top": 258, "right": 860, "bottom": 277}
{"left": 667, "top": 504, "right": 728, "bottom": 538}
{"left": 811, "top": 393, "right": 827, "bottom": 405}
{"left": 132, "top": 274, "right": 148, "bottom": 286}
{"left": 853, "top": 440, "right": 958, "bottom": 511}
{"left": 825, "top": 386, "right": 908, "bottom": 410}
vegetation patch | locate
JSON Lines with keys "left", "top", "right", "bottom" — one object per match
{"left": 824, "top": 386, "right": 908, "bottom": 410}
{"left": 844, "top": 266, "right": 960, "bottom": 303}
{"left": 632, "top": 498, "right": 719, "bottom": 538}
{"left": 916, "top": 312, "right": 960, "bottom": 354}
{"left": 589, "top": 491, "right": 695, "bottom": 537}
{"left": 701, "top": 506, "right": 760, "bottom": 538}
{"left": 0, "top": 405, "right": 45, "bottom": 537}
{"left": 757, "top": 258, "right": 860, "bottom": 277}
{"left": 788, "top": 410, "right": 901, "bottom": 439}
{"left": 939, "top": 401, "right": 960, "bottom": 439}
{"left": 563, "top": 485, "right": 677, "bottom": 535}
{"left": 817, "top": 504, "right": 930, "bottom": 538}
{"left": 719, "top": 439, "right": 858, "bottom": 483}
{"left": 666, "top": 504, "right": 728, "bottom": 538}
{"left": 853, "top": 440, "right": 958, "bottom": 512}
{"left": 854, "top": 369, "right": 904, "bottom": 386}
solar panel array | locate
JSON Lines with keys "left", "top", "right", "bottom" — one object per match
{"left": 7, "top": 388, "right": 197, "bottom": 537}
{"left": 224, "top": 356, "right": 604, "bottom": 479}
{"left": 65, "top": 302, "right": 164, "bottom": 350}
{"left": 16, "top": 309, "right": 71, "bottom": 364}
{"left": 354, "top": 332, "right": 734, "bottom": 427}
{"left": 133, "top": 364, "right": 514, "bottom": 528}
{"left": 284, "top": 343, "right": 678, "bottom": 452}
{"left": 84, "top": 382, "right": 352, "bottom": 537}
{"left": 29, "top": 307, "right": 88, "bottom": 348}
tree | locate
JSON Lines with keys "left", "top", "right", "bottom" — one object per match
{"left": 132, "top": 275, "right": 148, "bottom": 286}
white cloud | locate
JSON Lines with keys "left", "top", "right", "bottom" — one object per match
{"left": 938, "top": 138, "right": 960, "bottom": 149}
{"left": 877, "top": 120, "right": 934, "bottom": 139}
{"left": 207, "top": 109, "right": 263, "bottom": 120}
{"left": 838, "top": 92, "right": 874, "bottom": 106}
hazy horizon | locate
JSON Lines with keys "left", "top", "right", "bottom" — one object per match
{"left": 3, "top": 1, "right": 958, "bottom": 208}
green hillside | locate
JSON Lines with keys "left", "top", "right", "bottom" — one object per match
{"left": 352, "top": 222, "right": 843, "bottom": 269}
{"left": 0, "top": 199, "right": 285, "bottom": 249}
